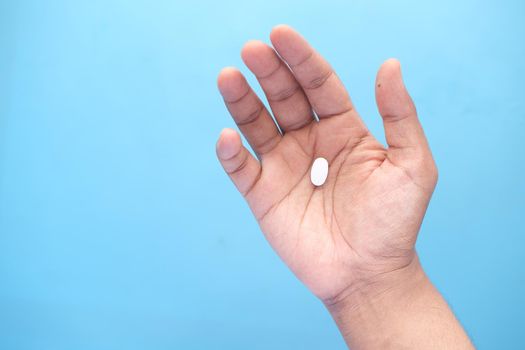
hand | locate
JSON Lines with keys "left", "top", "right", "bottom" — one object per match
{"left": 216, "top": 25, "right": 437, "bottom": 304}
{"left": 215, "top": 25, "right": 474, "bottom": 349}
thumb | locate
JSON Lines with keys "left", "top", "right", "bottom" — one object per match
{"left": 375, "top": 59, "right": 437, "bottom": 187}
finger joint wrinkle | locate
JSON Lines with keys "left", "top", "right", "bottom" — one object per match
{"left": 227, "top": 152, "right": 249, "bottom": 176}
{"left": 304, "top": 69, "right": 334, "bottom": 90}
{"left": 318, "top": 105, "right": 354, "bottom": 119}
{"left": 257, "top": 62, "right": 282, "bottom": 80}
{"left": 236, "top": 105, "right": 265, "bottom": 126}
{"left": 224, "top": 88, "right": 251, "bottom": 104}
{"left": 289, "top": 50, "right": 314, "bottom": 69}
{"left": 254, "top": 133, "right": 281, "bottom": 155}
{"left": 267, "top": 84, "right": 301, "bottom": 102}
{"left": 242, "top": 166, "right": 262, "bottom": 197}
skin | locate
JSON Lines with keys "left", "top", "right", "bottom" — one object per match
{"left": 216, "top": 25, "right": 474, "bottom": 349}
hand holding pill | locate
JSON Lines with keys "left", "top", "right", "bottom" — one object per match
{"left": 215, "top": 25, "right": 473, "bottom": 349}
{"left": 216, "top": 25, "right": 437, "bottom": 302}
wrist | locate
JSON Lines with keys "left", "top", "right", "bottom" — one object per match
{"left": 324, "top": 255, "right": 474, "bottom": 349}
{"left": 324, "top": 254, "right": 426, "bottom": 315}
{"left": 323, "top": 253, "right": 430, "bottom": 318}
{"left": 325, "top": 256, "right": 430, "bottom": 348}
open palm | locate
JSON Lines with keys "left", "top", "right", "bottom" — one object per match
{"left": 216, "top": 25, "right": 437, "bottom": 304}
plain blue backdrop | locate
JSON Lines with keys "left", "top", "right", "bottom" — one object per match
{"left": 1, "top": 0, "right": 524, "bottom": 349}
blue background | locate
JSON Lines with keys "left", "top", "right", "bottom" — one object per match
{"left": 1, "top": 0, "right": 524, "bottom": 349}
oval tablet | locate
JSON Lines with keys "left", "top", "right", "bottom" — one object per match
{"left": 310, "top": 157, "right": 329, "bottom": 186}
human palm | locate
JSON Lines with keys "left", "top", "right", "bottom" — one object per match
{"left": 216, "top": 25, "right": 437, "bottom": 303}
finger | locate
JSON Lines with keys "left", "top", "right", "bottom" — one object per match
{"left": 375, "top": 59, "right": 437, "bottom": 184}
{"left": 375, "top": 58, "right": 429, "bottom": 152}
{"left": 270, "top": 25, "right": 363, "bottom": 128}
{"left": 216, "top": 128, "right": 261, "bottom": 197}
{"left": 241, "top": 40, "right": 314, "bottom": 132}
{"left": 218, "top": 67, "right": 281, "bottom": 156}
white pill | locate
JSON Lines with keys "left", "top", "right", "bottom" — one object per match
{"left": 310, "top": 157, "right": 329, "bottom": 186}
